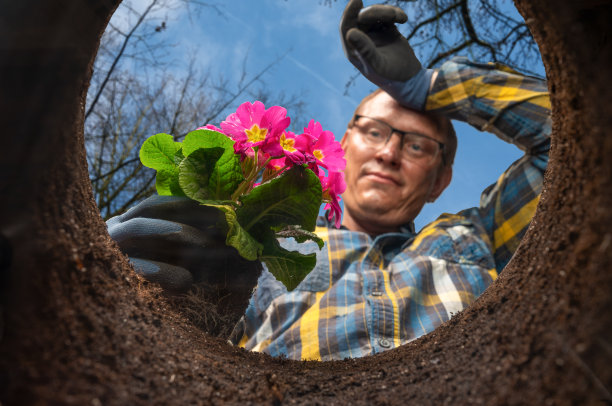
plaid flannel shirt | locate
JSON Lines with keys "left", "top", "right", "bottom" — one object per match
{"left": 229, "top": 57, "right": 552, "bottom": 361}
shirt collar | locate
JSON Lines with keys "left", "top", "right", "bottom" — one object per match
{"left": 318, "top": 211, "right": 416, "bottom": 236}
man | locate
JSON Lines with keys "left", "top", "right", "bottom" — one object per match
{"left": 108, "top": 0, "right": 551, "bottom": 361}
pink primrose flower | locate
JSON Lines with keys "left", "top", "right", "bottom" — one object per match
{"left": 298, "top": 120, "right": 346, "bottom": 172}
{"left": 308, "top": 166, "right": 345, "bottom": 229}
{"left": 321, "top": 170, "right": 345, "bottom": 228}
{"left": 324, "top": 170, "right": 346, "bottom": 196}
{"left": 324, "top": 197, "right": 342, "bottom": 229}
{"left": 220, "top": 101, "right": 290, "bottom": 158}
{"left": 258, "top": 131, "right": 284, "bottom": 158}
{"left": 278, "top": 130, "right": 309, "bottom": 165}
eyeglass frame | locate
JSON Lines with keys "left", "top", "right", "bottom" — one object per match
{"left": 352, "top": 114, "right": 447, "bottom": 166}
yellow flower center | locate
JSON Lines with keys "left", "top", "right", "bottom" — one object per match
{"left": 313, "top": 150, "right": 324, "bottom": 160}
{"left": 246, "top": 124, "right": 268, "bottom": 143}
{"left": 280, "top": 133, "right": 296, "bottom": 152}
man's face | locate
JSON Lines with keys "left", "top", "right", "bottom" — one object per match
{"left": 340, "top": 92, "right": 452, "bottom": 235}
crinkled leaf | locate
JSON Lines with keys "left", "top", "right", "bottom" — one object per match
{"left": 275, "top": 225, "right": 324, "bottom": 249}
{"left": 237, "top": 166, "right": 322, "bottom": 236}
{"left": 183, "top": 129, "right": 244, "bottom": 199}
{"left": 182, "top": 129, "right": 232, "bottom": 155}
{"left": 207, "top": 152, "right": 244, "bottom": 200}
{"left": 174, "top": 148, "right": 185, "bottom": 166}
{"left": 261, "top": 232, "right": 316, "bottom": 291}
{"left": 140, "top": 133, "right": 181, "bottom": 171}
{"left": 179, "top": 148, "right": 224, "bottom": 202}
{"left": 156, "top": 169, "right": 185, "bottom": 197}
{"left": 203, "top": 203, "right": 263, "bottom": 261}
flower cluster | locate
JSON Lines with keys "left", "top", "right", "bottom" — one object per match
{"left": 198, "top": 101, "right": 346, "bottom": 228}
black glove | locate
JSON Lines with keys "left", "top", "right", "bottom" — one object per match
{"left": 107, "top": 195, "right": 260, "bottom": 301}
{"left": 340, "top": 0, "right": 434, "bottom": 110}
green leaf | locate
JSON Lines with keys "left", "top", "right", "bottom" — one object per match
{"left": 178, "top": 148, "right": 224, "bottom": 202}
{"left": 156, "top": 169, "right": 185, "bottom": 197}
{"left": 261, "top": 233, "right": 316, "bottom": 291}
{"left": 174, "top": 148, "right": 185, "bottom": 166}
{"left": 234, "top": 166, "right": 323, "bottom": 290}
{"left": 182, "top": 129, "right": 244, "bottom": 200}
{"left": 237, "top": 166, "right": 322, "bottom": 235}
{"left": 182, "top": 129, "right": 233, "bottom": 156}
{"left": 275, "top": 225, "right": 324, "bottom": 249}
{"left": 139, "top": 134, "right": 185, "bottom": 196}
{"left": 204, "top": 203, "right": 262, "bottom": 261}
{"left": 208, "top": 152, "right": 244, "bottom": 200}
{"left": 160, "top": 149, "right": 187, "bottom": 196}
{"left": 139, "top": 133, "right": 182, "bottom": 171}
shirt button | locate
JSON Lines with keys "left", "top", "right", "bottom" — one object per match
{"left": 371, "top": 291, "right": 383, "bottom": 296}
{"left": 379, "top": 338, "right": 391, "bottom": 348}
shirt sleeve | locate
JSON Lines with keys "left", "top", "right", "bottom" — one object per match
{"left": 425, "top": 57, "right": 552, "bottom": 272}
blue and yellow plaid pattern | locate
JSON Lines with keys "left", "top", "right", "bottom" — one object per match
{"left": 229, "top": 57, "right": 551, "bottom": 360}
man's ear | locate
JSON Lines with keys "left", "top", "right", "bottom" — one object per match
{"left": 429, "top": 165, "right": 453, "bottom": 202}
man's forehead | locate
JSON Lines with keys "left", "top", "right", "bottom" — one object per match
{"left": 358, "top": 92, "right": 445, "bottom": 141}
{"left": 358, "top": 91, "right": 397, "bottom": 114}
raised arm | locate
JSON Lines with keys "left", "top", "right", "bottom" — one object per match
{"left": 340, "top": 0, "right": 551, "bottom": 272}
{"left": 340, "top": 0, "right": 434, "bottom": 111}
{"left": 427, "top": 58, "right": 551, "bottom": 272}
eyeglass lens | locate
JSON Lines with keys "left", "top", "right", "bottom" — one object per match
{"left": 355, "top": 116, "right": 441, "bottom": 163}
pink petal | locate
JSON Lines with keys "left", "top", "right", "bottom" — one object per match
{"left": 294, "top": 133, "right": 315, "bottom": 153}
{"left": 263, "top": 105, "right": 288, "bottom": 125}
{"left": 196, "top": 123, "right": 223, "bottom": 132}
{"left": 268, "top": 157, "right": 287, "bottom": 171}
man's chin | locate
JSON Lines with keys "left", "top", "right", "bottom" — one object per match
{"left": 357, "top": 202, "right": 400, "bottom": 221}
{"left": 358, "top": 194, "right": 398, "bottom": 214}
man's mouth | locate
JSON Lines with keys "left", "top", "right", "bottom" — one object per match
{"left": 364, "top": 171, "right": 400, "bottom": 185}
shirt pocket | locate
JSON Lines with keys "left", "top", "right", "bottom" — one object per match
{"left": 427, "top": 219, "right": 495, "bottom": 270}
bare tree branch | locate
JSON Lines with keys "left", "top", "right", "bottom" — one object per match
{"left": 341, "top": 0, "right": 542, "bottom": 92}
{"left": 405, "top": 1, "right": 462, "bottom": 41}
{"left": 198, "top": 51, "right": 291, "bottom": 126}
{"left": 428, "top": 38, "right": 473, "bottom": 67}
{"left": 85, "top": 1, "right": 308, "bottom": 219}
{"left": 85, "top": 0, "right": 160, "bottom": 121}
{"left": 459, "top": 0, "right": 497, "bottom": 61}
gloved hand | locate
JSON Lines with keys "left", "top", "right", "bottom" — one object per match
{"left": 340, "top": 0, "right": 434, "bottom": 110}
{"left": 107, "top": 195, "right": 260, "bottom": 304}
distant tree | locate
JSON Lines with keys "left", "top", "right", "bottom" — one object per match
{"left": 330, "top": 0, "right": 543, "bottom": 92}
{"left": 86, "top": 0, "right": 306, "bottom": 219}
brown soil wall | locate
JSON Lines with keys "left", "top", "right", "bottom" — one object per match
{"left": 0, "top": 0, "right": 610, "bottom": 404}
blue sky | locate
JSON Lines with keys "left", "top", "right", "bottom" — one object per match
{"left": 109, "top": 0, "right": 545, "bottom": 230}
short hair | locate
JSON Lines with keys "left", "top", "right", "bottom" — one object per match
{"left": 348, "top": 89, "right": 457, "bottom": 167}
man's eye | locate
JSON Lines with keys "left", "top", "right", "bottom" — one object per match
{"left": 367, "top": 130, "right": 383, "bottom": 138}
{"left": 408, "top": 143, "right": 422, "bottom": 151}
{"left": 405, "top": 141, "right": 430, "bottom": 156}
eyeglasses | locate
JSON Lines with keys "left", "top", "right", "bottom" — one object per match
{"left": 352, "top": 115, "right": 446, "bottom": 166}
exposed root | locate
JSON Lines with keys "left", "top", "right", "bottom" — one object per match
{"left": 166, "top": 282, "right": 242, "bottom": 339}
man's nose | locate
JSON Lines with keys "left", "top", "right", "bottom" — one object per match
{"left": 375, "top": 132, "right": 402, "bottom": 165}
